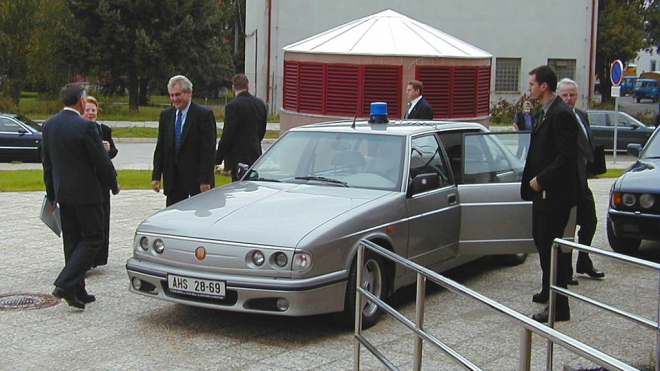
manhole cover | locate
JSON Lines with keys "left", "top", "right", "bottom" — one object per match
{"left": 0, "top": 293, "right": 60, "bottom": 310}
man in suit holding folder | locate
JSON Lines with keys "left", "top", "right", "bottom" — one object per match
{"left": 42, "top": 83, "right": 120, "bottom": 309}
{"left": 557, "top": 78, "right": 605, "bottom": 283}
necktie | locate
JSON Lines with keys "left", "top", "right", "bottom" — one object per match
{"left": 175, "top": 110, "right": 183, "bottom": 150}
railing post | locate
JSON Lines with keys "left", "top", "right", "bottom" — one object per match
{"left": 354, "top": 243, "right": 364, "bottom": 371}
{"left": 519, "top": 327, "right": 532, "bottom": 371}
{"left": 413, "top": 273, "right": 426, "bottom": 371}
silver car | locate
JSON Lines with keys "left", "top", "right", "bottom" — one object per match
{"left": 126, "top": 120, "right": 548, "bottom": 327}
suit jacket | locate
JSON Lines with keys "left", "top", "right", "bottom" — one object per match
{"left": 152, "top": 101, "right": 217, "bottom": 195}
{"left": 406, "top": 97, "right": 434, "bottom": 120}
{"left": 520, "top": 96, "right": 580, "bottom": 212}
{"left": 98, "top": 123, "right": 118, "bottom": 159}
{"left": 42, "top": 109, "right": 118, "bottom": 205}
{"left": 216, "top": 91, "right": 267, "bottom": 171}
{"left": 573, "top": 108, "right": 595, "bottom": 191}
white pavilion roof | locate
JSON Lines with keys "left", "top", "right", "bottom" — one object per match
{"left": 283, "top": 9, "right": 491, "bottom": 59}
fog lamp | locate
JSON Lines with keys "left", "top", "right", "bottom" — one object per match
{"left": 276, "top": 298, "right": 289, "bottom": 311}
{"left": 132, "top": 277, "right": 142, "bottom": 290}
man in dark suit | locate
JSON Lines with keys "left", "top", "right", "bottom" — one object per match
{"left": 42, "top": 83, "right": 120, "bottom": 309}
{"left": 404, "top": 80, "right": 434, "bottom": 119}
{"left": 521, "top": 66, "right": 580, "bottom": 322}
{"left": 216, "top": 74, "right": 267, "bottom": 181}
{"left": 152, "top": 75, "right": 217, "bottom": 206}
{"left": 557, "top": 78, "right": 605, "bottom": 283}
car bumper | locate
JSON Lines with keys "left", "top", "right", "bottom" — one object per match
{"left": 608, "top": 209, "right": 660, "bottom": 241}
{"left": 126, "top": 258, "right": 348, "bottom": 316}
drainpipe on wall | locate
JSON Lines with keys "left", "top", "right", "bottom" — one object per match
{"left": 589, "top": 0, "right": 598, "bottom": 105}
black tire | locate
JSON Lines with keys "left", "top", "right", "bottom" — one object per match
{"left": 606, "top": 217, "right": 641, "bottom": 255}
{"left": 336, "top": 251, "right": 387, "bottom": 329}
{"left": 495, "top": 253, "right": 528, "bottom": 266}
{"left": 636, "top": 97, "right": 641, "bottom": 103}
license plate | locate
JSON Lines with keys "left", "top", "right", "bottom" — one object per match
{"left": 167, "top": 274, "right": 226, "bottom": 299}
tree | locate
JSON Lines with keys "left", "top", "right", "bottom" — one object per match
{"left": 68, "top": 0, "right": 236, "bottom": 112}
{"left": 0, "top": 0, "right": 39, "bottom": 103}
{"left": 596, "top": 0, "right": 650, "bottom": 103}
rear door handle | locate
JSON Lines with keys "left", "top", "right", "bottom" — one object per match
{"left": 447, "top": 194, "right": 457, "bottom": 205}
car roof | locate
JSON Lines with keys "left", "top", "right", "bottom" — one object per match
{"left": 288, "top": 119, "right": 487, "bottom": 136}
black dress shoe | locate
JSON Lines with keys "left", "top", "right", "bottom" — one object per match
{"left": 576, "top": 266, "right": 605, "bottom": 278}
{"left": 532, "top": 292, "right": 548, "bottom": 304}
{"left": 78, "top": 293, "right": 96, "bottom": 304}
{"left": 567, "top": 277, "right": 579, "bottom": 285}
{"left": 532, "top": 309, "right": 570, "bottom": 322}
{"left": 52, "top": 287, "right": 85, "bottom": 309}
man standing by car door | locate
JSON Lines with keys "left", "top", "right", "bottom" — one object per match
{"left": 404, "top": 80, "right": 434, "bottom": 120}
{"left": 557, "top": 78, "right": 605, "bottom": 284}
{"left": 521, "top": 66, "right": 580, "bottom": 322}
{"left": 42, "top": 83, "right": 120, "bottom": 309}
{"left": 216, "top": 74, "right": 267, "bottom": 181}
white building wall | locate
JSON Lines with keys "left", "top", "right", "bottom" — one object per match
{"left": 246, "top": 0, "right": 596, "bottom": 114}
{"left": 634, "top": 47, "right": 659, "bottom": 73}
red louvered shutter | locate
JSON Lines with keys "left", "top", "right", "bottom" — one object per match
{"left": 298, "top": 63, "right": 325, "bottom": 114}
{"left": 417, "top": 66, "right": 451, "bottom": 118}
{"left": 326, "top": 64, "right": 360, "bottom": 116}
{"left": 476, "top": 66, "right": 491, "bottom": 117}
{"left": 283, "top": 61, "right": 299, "bottom": 111}
{"left": 417, "top": 65, "right": 491, "bottom": 118}
{"left": 362, "top": 65, "right": 402, "bottom": 118}
{"left": 452, "top": 67, "right": 478, "bottom": 118}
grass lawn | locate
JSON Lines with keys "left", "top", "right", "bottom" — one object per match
{"left": 0, "top": 170, "right": 232, "bottom": 192}
{"left": 0, "top": 169, "right": 624, "bottom": 192}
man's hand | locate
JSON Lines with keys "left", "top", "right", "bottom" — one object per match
{"left": 102, "top": 140, "right": 110, "bottom": 152}
{"left": 529, "top": 176, "right": 541, "bottom": 192}
{"left": 200, "top": 183, "right": 211, "bottom": 193}
{"left": 151, "top": 180, "right": 161, "bottom": 193}
{"left": 112, "top": 184, "right": 121, "bottom": 195}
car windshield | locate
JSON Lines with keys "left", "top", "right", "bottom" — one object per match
{"left": 249, "top": 131, "right": 405, "bottom": 191}
{"left": 640, "top": 129, "right": 660, "bottom": 159}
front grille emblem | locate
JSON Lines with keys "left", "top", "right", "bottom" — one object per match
{"left": 195, "top": 246, "right": 207, "bottom": 261}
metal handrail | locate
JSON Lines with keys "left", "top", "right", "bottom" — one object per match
{"left": 550, "top": 238, "right": 660, "bottom": 371}
{"left": 354, "top": 238, "right": 644, "bottom": 371}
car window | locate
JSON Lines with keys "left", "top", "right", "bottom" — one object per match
{"left": 409, "top": 134, "right": 451, "bottom": 188}
{"left": 251, "top": 131, "right": 405, "bottom": 190}
{"left": 0, "top": 117, "right": 23, "bottom": 133}
{"left": 587, "top": 112, "right": 607, "bottom": 127}
{"left": 461, "top": 133, "right": 525, "bottom": 184}
{"left": 617, "top": 113, "right": 640, "bottom": 128}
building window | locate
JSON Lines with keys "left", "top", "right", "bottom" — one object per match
{"left": 495, "top": 58, "right": 520, "bottom": 92}
{"left": 548, "top": 59, "right": 576, "bottom": 80}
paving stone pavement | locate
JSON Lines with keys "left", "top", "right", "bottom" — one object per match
{"left": 0, "top": 178, "right": 657, "bottom": 371}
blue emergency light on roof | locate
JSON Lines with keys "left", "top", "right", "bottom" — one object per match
{"left": 369, "top": 102, "right": 388, "bottom": 124}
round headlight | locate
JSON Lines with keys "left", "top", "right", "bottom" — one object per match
{"left": 153, "top": 239, "right": 165, "bottom": 253}
{"left": 139, "top": 236, "right": 149, "bottom": 250}
{"left": 639, "top": 194, "right": 655, "bottom": 209}
{"left": 274, "top": 252, "right": 288, "bottom": 267}
{"left": 251, "top": 251, "right": 265, "bottom": 266}
{"left": 622, "top": 193, "right": 636, "bottom": 207}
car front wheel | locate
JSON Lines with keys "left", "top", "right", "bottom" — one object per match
{"left": 606, "top": 217, "right": 641, "bottom": 255}
{"left": 337, "top": 251, "right": 387, "bottom": 329}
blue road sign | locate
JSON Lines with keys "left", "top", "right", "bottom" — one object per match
{"left": 611, "top": 60, "right": 623, "bottom": 86}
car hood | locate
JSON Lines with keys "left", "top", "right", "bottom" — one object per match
{"left": 616, "top": 158, "right": 660, "bottom": 193}
{"left": 138, "top": 181, "right": 390, "bottom": 247}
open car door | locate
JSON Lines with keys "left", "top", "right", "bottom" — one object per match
{"left": 443, "top": 131, "right": 576, "bottom": 256}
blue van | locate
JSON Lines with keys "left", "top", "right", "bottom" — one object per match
{"left": 620, "top": 76, "right": 637, "bottom": 96}
{"left": 633, "top": 78, "right": 659, "bottom": 103}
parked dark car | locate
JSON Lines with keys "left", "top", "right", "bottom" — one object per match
{"left": 586, "top": 110, "right": 655, "bottom": 151}
{"left": 606, "top": 126, "right": 660, "bottom": 254}
{"left": 0, "top": 112, "right": 43, "bottom": 162}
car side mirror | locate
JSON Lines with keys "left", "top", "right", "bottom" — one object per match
{"left": 236, "top": 163, "right": 250, "bottom": 180}
{"left": 626, "top": 143, "right": 643, "bottom": 158}
{"left": 406, "top": 173, "right": 440, "bottom": 197}
{"left": 18, "top": 128, "right": 28, "bottom": 136}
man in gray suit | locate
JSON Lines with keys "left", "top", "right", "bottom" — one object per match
{"left": 557, "top": 78, "right": 605, "bottom": 283}
{"left": 42, "top": 83, "right": 120, "bottom": 309}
